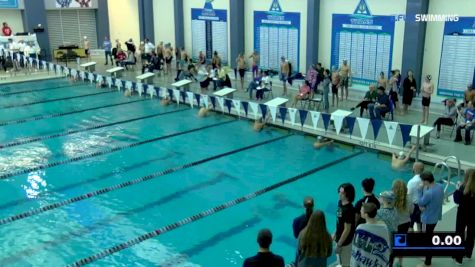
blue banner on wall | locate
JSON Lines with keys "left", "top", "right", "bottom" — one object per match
{"left": 437, "top": 17, "right": 475, "bottom": 97}
{"left": 254, "top": 0, "right": 300, "bottom": 71}
{"left": 0, "top": 0, "right": 18, "bottom": 8}
{"left": 331, "top": 0, "right": 395, "bottom": 86}
{"left": 191, "top": 1, "right": 228, "bottom": 64}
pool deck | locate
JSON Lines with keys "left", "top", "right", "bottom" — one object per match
{"left": 1, "top": 57, "right": 473, "bottom": 266}
{"left": 43, "top": 56, "right": 473, "bottom": 170}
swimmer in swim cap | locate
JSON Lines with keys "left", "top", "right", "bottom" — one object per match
{"left": 391, "top": 145, "right": 416, "bottom": 170}
{"left": 313, "top": 136, "right": 333, "bottom": 149}
{"left": 198, "top": 107, "right": 211, "bottom": 117}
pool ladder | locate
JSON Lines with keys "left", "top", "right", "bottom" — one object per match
{"left": 433, "top": 155, "right": 462, "bottom": 202}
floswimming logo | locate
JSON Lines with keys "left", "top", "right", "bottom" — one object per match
{"left": 394, "top": 14, "right": 460, "bottom": 22}
{"left": 415, "top": 14, "right": 460, "bottom": 22}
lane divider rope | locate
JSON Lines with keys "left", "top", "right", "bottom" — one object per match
{"left": 0, "top": 90, "right": 115, "bottom": 109}
{"left": 0, "top": 99, "right": 148, "bottom": 127}
{"left": 0, "top": 120, "right": 237, "bottom": 180}
{"left": 0, "top": 83, "right": 83, "bottom": 96}
{"left": 0, "top": 108, "right": 189, "bottom": 149}
{"left": 67, "top": 150, "right": 364, "bottom": 266}
{"left": 0, "top": 133, "right": 292, "bottom": 226}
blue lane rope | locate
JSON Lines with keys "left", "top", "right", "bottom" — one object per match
{"left": 0, "top": 134, "right": 292, "bottom": 226}
{"left": 0, "top": 90, "right": 115, "bottom": 109}
{"left": 0, "top": 108, "right": 189, "bottom": 149}
{"left": 0, "top": 83, "right": 83, "bottom": 96}
{"left": 0, "top": 120, "right": 237, "bottom": 181}
{"left": 0, "top": 99, "right": 148, "bottom": 127}
{"left": 66, "top": 150, "right": 364, "bottom": 266}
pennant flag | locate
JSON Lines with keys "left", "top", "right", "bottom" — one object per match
{"left": 242, "top": 101, "right": 249, "bottom": 117}
{"left": 310, "top": 111, "right": 320, "bottom": 130}
{"left": 259, "top": 104, "right": 268, "bottom": 119}
{"left": 216, "top": 96, "right": 224, "bottom": 111}
{"left": 249, "top": 102, "right": 259, "bottom": 119}
{"left": 346, "top": 116, "right": 356, "bottom": 137}
{"left": 106, "top": 77, "right": 113, "bottom": 88}
{"left": 399, "top": 124, "right": 413, "bottom": 147}
{"left": 146, "top": 85, "right": 155, "bottom": 98}
{"left": 210, "top": 96, "right": 216, "bottom": 109}
{"left": 288, "top": 108, "right": 297, "bottom": 126}
{"left": 321, "top": 113, "right": 331, "bottom": 131}
{"left": 371, "top": 119, "right": 383, "bottom": 140}
{"left": 187, "top": 92, "right": 194, "bottom": 107}
{"left": 333, "top": 115, "right": 345, "bottom": 135}
{"left": 232, "top": 100, "right": 241, "bottom": 116}
{"left": 195, "top": 93, "right": 201, "bottom": 107}
{"left": 115, "top": 79, "right": 122, "bottom": 91}
{"left": 41, "top": 60, "right": 47, "bottom": 69}
{"left": 63, "top": 67, "right": 70, "bottom": 76}
{"left": 299, "top": 110, "right": 309, "bottom": 127}
{"left": 357, "top": 117, "right": 370, "bottom": 140}
{"left": 136, "top": 83, "right": 144, "bottom": 96}
{"left": 203, "top": 95, "right": 209, "bottom": 108}
{"left": 279, "top": 107, "right": 287, "bottom": 124}
{"left": 125, "top": 81, "right": 133, "bottom": 90}
{"left": 269, "top": 105, "right": 277, "bottom": 122}
{"left": 180, "top": 90, "right": 187, "bottom": 103}
{"left": 173, "top": 89, "right": 180, "bottom": 104}
{"left": 167, "top": 88, "right": 173, "bottom": 99}
{"left": 56, "top": 64, "right": 61, "bottom": 74}
{"left": 96, "top": 74, "right": 103, "bottom": 83}
{"left": 384, "top": 121, "right": 399, "bottom": 146}
{"left": 224, "top": 99, "right": 232, "bottom": 113}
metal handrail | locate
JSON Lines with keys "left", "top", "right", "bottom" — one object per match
{"left": 434, "top": 155, "right": 462, "bottom": 201}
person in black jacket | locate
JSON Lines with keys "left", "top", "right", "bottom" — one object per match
{"left": 453, "top": 168, "right": 475, "bottom": 265}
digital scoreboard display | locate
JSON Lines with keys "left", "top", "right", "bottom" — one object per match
{"left": 392, "top": 232, "right": 465, "bottom": 257}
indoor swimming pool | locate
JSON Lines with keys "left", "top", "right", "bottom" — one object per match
{"left": 0, "top": 78, "right": 416, "bottom": 266}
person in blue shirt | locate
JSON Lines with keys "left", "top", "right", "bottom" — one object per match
{"left": 293, "top": 196, "right": 315, "bottom": 239}
{"left": 454, "top": 100, "right": 475, "bottom": 145}
{"left": 417, "top": 172, "right": 444, "bottom": 267}
{"left": 102, "top": 36, "right": 113, "bottom": 65}
{"left": 368, "top": 86, "right": 390, "bottom": 120}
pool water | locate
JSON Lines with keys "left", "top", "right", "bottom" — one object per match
{"left": 0, "top": 78, "right": 415, "bottom": 266}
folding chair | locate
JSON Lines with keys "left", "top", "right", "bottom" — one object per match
{"left": 263, "top": 81, "right": 273, "bottom": 99}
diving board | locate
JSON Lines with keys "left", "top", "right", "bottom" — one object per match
{"left": 106, "top": 66, "right": 124, "bottom": 78}
{"left": 136, "top": 72, "right": 155, "bottom": 84}
{"left": 214, "top": 87, "right": 237, "bottom": 99}
{"left": 80, "top": 61, "right": 97, "bottom": 72}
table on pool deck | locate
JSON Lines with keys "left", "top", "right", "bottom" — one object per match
{"left": 80, "top": 61, "right": 97, "bottom": 72}
{"left": 265, "top": 97, "right": 288, "bottom": 107}
{"left": 172, "top": 79, "right": 193, "bottom": 91}
{"left": 410, "top": 124, "right": 434, "bottom": 148}
{"left": 136, "top": 72, "right": 155, "bottom": 84}
{"left": 214, "top": 87, "right": 237, "bottom": 99}
{"left": 106, "top": 66, "right": 124, "bottom": 78}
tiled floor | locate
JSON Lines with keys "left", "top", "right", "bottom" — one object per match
{"left": 2, "top": 57, "right": 473, "bottom": 266}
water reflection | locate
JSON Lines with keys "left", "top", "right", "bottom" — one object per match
{"left": 21, "top": 171, "right": 48, "bottom": 199}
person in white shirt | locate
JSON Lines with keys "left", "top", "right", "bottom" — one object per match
{"left": 143, "top": 38, "right": 155, "bottom": 60}
{"left": 407, "top": 162, "right": 424, "bottom": 232}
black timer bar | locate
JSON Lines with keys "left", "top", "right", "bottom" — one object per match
{"left": 392, "top": 232, "right": 465, "bottom": 257}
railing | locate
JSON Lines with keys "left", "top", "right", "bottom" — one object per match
{"left": 434, "top": 155, "right": 462, "bottom": 201}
